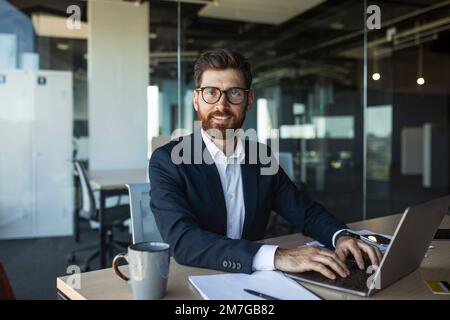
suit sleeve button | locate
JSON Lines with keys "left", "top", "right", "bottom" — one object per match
{"left": 236, "top": 262, "right": 241, "bottom": 270}
{"left": 222, "top": 260, "right": 228, "bottom": 268}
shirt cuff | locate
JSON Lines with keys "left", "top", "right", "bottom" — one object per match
{"left": 332, "top": 228, "right": 353, "bottom": 248}
{"left": 251, "top": 245, "right": 279, "bottom": 271}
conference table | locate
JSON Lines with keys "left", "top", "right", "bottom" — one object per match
{"left": 57, "top": 213, "right": 450, "bottom": 300}
{"left": 88, "top": 169, "right": 148, "bottom": 268}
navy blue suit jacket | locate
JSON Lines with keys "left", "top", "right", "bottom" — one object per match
{"left": 149, "top": 133, "right": 347, "bottom": 274}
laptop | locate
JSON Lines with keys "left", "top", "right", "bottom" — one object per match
{"left": 284, "top": 195, "right": 450, "bottom": 297}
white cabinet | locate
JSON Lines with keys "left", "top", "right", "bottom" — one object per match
{"left": 0, "top": 71, "right": 33, "bottom": 238}
{"left": 0, "top": 70, "right": 74, "bottom": 239}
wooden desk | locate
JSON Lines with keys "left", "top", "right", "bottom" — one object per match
{"left": 89, "top": 169, "right": 148, "bottom": 268}
{"left": 58, "top": 214, "right": 450, "bottom": 300}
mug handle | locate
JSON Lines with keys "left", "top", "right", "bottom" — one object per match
{"left": 112, "top": 253, "right": 130, "bottom": 282}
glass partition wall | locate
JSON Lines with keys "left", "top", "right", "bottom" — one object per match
{"left": 150, "top": 0, "right": 450, "bottom": 224}
{"left": 1, "top": 0, "right": 448, "bottom": 240}
{"left": 365, "top": 1, "right": 450, "bottom": 218}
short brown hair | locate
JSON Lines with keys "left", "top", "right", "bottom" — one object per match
{"left": 194, "top": 48, "right": 252, "bottom": 89}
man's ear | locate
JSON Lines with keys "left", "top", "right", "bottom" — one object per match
{"left": 193, "top": 90, "right": 199, "bottom": 112}
{"left": 246, "top": 89, "right": 254, "bottom": 112}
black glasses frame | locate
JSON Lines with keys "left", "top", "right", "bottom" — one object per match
{"left": 195, "top": 86, "right": 250, "bottom": 105}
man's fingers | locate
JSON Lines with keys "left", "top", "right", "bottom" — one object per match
{"left": 348, "top": 244, "right": 365, "bottom": 270}
{"left": 357, "top": 242, "right": 381, "bottom": 266}
{"left": 335, "top": 245, "right": 351, "bottom": 262}
{"left": 307, "top": 262, "right": 336, "bottom": 280}
{"left": 335, "top": 248, "right": 347, "bottom": 262}
{"left": 313, "top": 254, "right": 348, "bottom": 278}
{"left": 319, "top": 250, "right": 350, "bottom": 276}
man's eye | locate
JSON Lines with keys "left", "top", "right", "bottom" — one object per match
{"left": 229, "top": 89, "right": 242, "bottom": 97}
{"left": 204, "top": 88, "right": 217, "bottom": 96}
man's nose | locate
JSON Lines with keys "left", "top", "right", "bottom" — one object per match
{"left": 215, "top": 93, "right": 229, "bottom": 112}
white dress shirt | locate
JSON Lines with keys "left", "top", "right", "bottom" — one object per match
{"left": 201, "top": 129, "right": 344, "bottom": 272}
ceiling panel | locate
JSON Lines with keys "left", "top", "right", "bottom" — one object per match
{"left": 198, "top": 0, "right": 325, "bottom": 25}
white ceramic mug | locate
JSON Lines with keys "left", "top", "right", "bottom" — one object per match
{"left": 113, "top": 241, "right": 170, "bottom": 300}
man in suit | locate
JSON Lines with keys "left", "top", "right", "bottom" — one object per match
{"left": 149, "top": 48, "right": 381, "bottom": 279}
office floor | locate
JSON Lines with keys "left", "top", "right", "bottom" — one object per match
{"left": 0, "top": 222, "right": 131, "bottom": 300}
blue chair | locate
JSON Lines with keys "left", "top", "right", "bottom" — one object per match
{"left": 126, "top": 183, "right": 163, "bottom": 244}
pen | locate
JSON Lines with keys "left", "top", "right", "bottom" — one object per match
{"left": 243, "top": 288, "right": 281, "bottom": 300}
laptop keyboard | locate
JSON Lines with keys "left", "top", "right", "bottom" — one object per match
{"left": 286, "top": 256, "right": 376, "bottom": 293}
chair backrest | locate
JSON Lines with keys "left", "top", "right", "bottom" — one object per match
{"left": 277, "top": 152, "right": 294, "bottom": 179}
{"left": 127, "top": 182, "right": 163, "bottom": 244}
{"left": 151, "top": 135, "right": 172, "bottom": 153}
{"left": 74, "top": 161, "right": 96, "bottom": 220}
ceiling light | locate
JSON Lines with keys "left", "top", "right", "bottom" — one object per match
{"left": 417, "top": 45, "right": 425, "bottom": 86}
{"left": 56, "top": 43, "right": 70, "bottom": 50}
{"left": 372, "top": 49, "right": 381, "bottom": 81}
{"left": 330, "top": 22, "right": 344, "bottom": 30}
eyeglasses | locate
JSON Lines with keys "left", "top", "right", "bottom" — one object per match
{"left": 195, "top": 87, "right": 249, "bottom": 105}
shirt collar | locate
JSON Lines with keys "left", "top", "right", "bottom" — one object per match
{"left": 201, "top": 129, "right": 245, "bottom": 164}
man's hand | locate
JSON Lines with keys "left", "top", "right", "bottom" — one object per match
{"left": 274, "top": 246, "right": 350, "bottom": 280}
{"left": 335, "top": 236, "right": 382, "bottom": 270}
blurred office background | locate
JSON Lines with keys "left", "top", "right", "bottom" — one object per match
{"left": 0, "top": 0, "right": 449, "bottom": 299}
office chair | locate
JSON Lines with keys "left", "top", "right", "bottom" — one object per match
{"left": 151, "top": 135, "right": 172, "bottom": 153}
{"left": 67, "top": 161, "right": 131, "bottom": 271}
{"left": 126, "top": 183, "right": 163, "bottom": 244}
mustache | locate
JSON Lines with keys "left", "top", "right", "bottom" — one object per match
{"left": 207, "top": 111, "right": 234, "bottom": 119}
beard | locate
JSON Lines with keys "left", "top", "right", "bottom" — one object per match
{"left": 198, "top": 106, "right": 247, "bottom": 139}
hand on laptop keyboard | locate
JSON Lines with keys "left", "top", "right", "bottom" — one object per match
{"left": 275, "top": 236, "right": 382, "bottom": 280}
{"left": 274, "top": 246, "right": 351, "bottom": 280}
{"left": 335, "top": 235, "right": 382, "bottom": 270}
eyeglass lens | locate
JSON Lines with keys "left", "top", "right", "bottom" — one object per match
{"left": 202, "top": 87, "right": 246, "bottom": 104}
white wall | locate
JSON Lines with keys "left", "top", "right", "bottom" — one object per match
{"left": 401, "top": 127, "right": 423, "bottom": 175}
{"left": 88, "top": 0, "right": 148, "bottom": 170}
